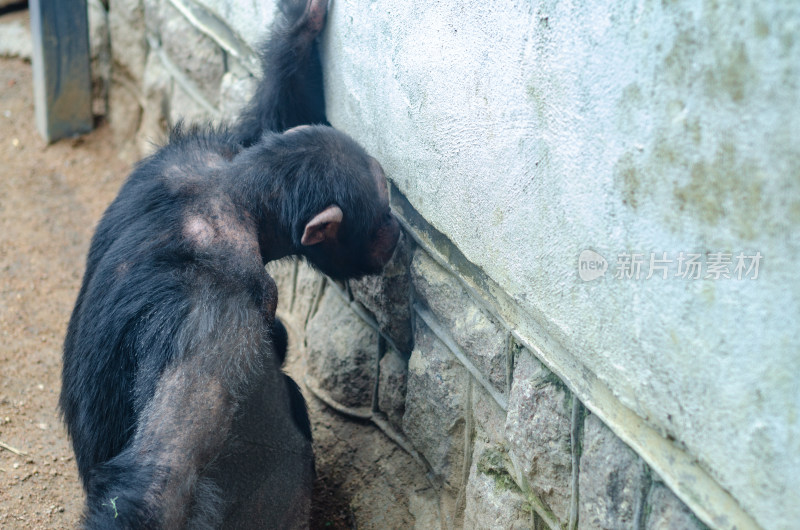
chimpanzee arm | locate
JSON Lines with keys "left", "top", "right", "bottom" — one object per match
{"left": 234, "top": 0, "right": 329, "bottom": 146}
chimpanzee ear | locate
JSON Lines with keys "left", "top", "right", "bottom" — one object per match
{"left": 301, "top": 205, "right": 343, "bottom": 246}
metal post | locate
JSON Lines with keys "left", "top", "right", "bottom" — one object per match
{"left": 29, "top": 0, "right": 93, "bottom": 143}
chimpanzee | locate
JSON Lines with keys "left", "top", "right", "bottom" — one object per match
{"left": 59, "top": 0, "right": 400, "bottom": 527}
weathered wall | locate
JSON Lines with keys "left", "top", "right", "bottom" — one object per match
{"left": 97, "top": 0, "right": 799, "bottom": 528}
{"left": 321, "top": 2, "right": 799, "bottom": 529}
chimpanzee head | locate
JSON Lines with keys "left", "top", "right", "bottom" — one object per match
{"left": 259, "top": 126, "right": 401, "bottom": 279}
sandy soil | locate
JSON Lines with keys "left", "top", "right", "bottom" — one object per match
{"left": 0, "top": 53, "right": 424, "bottom": 529}
{"left": 0, "top": 55, "right": 129, "bottom": 528}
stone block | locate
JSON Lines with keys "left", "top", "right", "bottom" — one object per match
{"left": 350, "top": 231, "right": 414, "bottom": 354}
{"left": 192, "top": 0, "right": 278, "bottom": 50}
{"left": 579, "top": 414, "right": 648, "bottom": 530}
{"left": 464, "top": 440, "right": 531, "bottom": 530}
{"left": 158, "top": 1, "right": 224, "bottom": 107}
{"left": 108, "top": 80, "right": 142, "bottom": 159}
{"left": 410, "top": 488, "right": 441, "bottom": 530}
{"left": 0, "top": 18, "right": 32, "bottom": 60}
{"left": 265, "top": 259, "right": 297, "bottom": 315}
{"left": 109, "top": 0, "right": 146, "bottom": 81}
{"left": 378, "top": 346, "right": 407, "bottom": 430}
{"left": 411, "top": 249, "right": 507, "bottom": 394}
{"left": 402, "top": 320, "right": 468, "bottom": 490}
{"left": 646, "top": 481, "right": 708, "bottom": 530}
{"left": 292, "top": 261, "right": 324, "bottom": 325}
{"left": 219, "top": 67, "right": 256, "bottom": 123}
{"left": 472, "top": 384, "right": 507, "bottom": 446}
{"left": 505, "top": 350, "right": 572, "bottom": 524}
{"left": 169, "top": 80, "right": 215, "bottom": 127}
{"left": 136, "top": 50, "right": 172, "bottom": 155}
{"left": 108, "top": 0, "right": 146, "bottom": 148}
{"left": 88, "top": 0, "right": 111, "bottom": 116}
{"left": 142, "top": 0, "right": 160, "bottom": 37}
{"left": 306, "top": 288, "right": 377, "bottom": 408}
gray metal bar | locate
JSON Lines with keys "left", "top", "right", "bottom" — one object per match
{"left": 30, "top": 0, "right": 93, "bottom": 142}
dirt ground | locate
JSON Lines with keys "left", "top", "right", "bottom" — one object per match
{"left": 0, "top": 55, "right": 129, "bottom": 527}
{"left": 0, "top": 50, "right": 425, "bottom": 529}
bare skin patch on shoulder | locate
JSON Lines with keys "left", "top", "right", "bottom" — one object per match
{"left": 183, "top": 216, "right": 215, "bottom": 248}
{"left": 181, "top": 198, "right": 260, "bottom": 261}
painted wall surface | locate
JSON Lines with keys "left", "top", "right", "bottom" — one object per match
{"left": 320, "top": 1, "right": 800, "bottom": 527}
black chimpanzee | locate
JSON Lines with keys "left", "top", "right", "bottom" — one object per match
{"left": 59, "top": 0, "right": 400, "bottom": 527}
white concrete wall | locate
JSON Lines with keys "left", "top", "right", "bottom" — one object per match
{"left": 321, "top": 1, "right": 800, "bottom": 528}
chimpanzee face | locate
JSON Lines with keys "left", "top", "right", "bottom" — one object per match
{"left": 298, "top": 153, "right": 400, "bottom": 280}
{"left": 362, "top": 158, "right": 401, "bottom": 272}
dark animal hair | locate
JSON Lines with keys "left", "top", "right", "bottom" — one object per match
{"left": 60, "top": 0, "right": 399, "bottom": 527}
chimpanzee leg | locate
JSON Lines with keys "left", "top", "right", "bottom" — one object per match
{"left": 84, "top": 354, "right": 241, "bottom": 528}
{"left": 269, "top": 316, "right": 312, "bottom": 442}
{"left": 85, "top": 354, "right": 312, "bottom": 529}
{"left": 202, "top": 315, "right": 312, "bottom": 529}
{"left": 206, "top": 370, "right": 314, "bottom": 529}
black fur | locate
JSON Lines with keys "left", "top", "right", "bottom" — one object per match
{"left": 60, "top": 0, "right": 399, "bottom": 527}
{"left": 272, "top": 317, "right": 312, "bottom": 441}
{"left": 234, "top": 0, "right": 328, "bottom": 146}
{"left": 272, "top": 317, "right": 289, "bottom": 365}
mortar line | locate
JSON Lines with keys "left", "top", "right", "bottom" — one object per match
{"left": 568, "top": 398, "right": 583, "bottom": 530}
{"left": 167, "top": 0, "right": 260, "bottom": 75}
{"left": 288, "top": 260, "right": 299, "bottom": 313}
{"left": 147, "top": 36, "right": 220, "bottom": 118}
{"left": 453, "top": 377, "right": 474, "bottom": 524}
{"left": 303, "top": 275, "right": 326, "bottom": 330}
{"left": 325, "top": 278, "right": 402, "bottom": 354}
{"left": 414, "top": 304, "right": 508, "bottom": 411}
{"left": 371, "top": 334, "right": 384, "bottom": 413}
